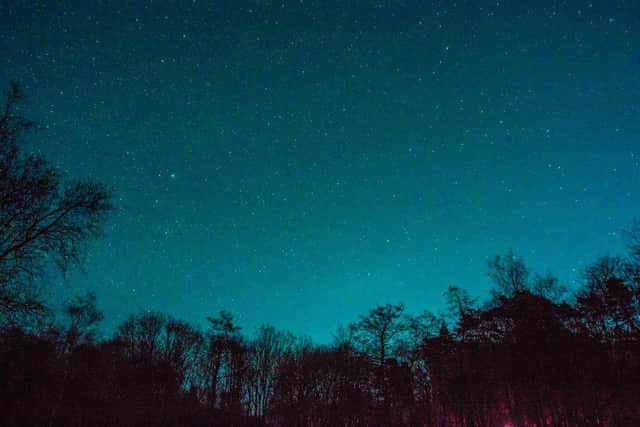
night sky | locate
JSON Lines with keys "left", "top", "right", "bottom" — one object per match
{"left": 1, "top": 1, "right": 639, "bottom": 342}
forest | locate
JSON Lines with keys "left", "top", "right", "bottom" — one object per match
{"left": 1, "top": 84, "right": 640, "bottom": 427}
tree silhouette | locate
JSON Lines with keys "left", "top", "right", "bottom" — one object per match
{"left": 205, "top": 310, "right": 245, "bottom": 411}
{"left": 1, "top": 198, "right": 640, "bottom": 427}
{"left": 0, "top": 83, "right": 112, "bottom": 320}
{"left": 246, "top": 325, "right": 295, "bottom": 419}
{"left": 2, "top": 265, "right": 640, "bottom": 427}
{"left": 488, "top": 249, "right": 529, "bottom": 297}
{"left": 61, "top": 291, "right": 103, "bottom": 348}
{"left": 351, "top": 303, "right": 407, "bottom": 424}
{"left": 352, "top": 303, "right": 406, "bottom": 369}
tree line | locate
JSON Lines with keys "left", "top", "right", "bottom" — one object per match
{"left": 1, "top": 84, "right": 639, "bottom": 426}
{"left": 3, "top": 252, "right": 640, "bottom": 427}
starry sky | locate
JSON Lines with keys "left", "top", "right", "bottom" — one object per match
{"left": 1, "top": 0, "right": 639, "bottom": 341}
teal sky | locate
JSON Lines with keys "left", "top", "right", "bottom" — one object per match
{"left": 2, "top": 0, "right": 639, "bottom": 341}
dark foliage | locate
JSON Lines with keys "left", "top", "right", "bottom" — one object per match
{"left": 0, "top": 83, "right": 112, "bottom": 321}
{"left": 1, "top": 86, "right": 640, "bottom": 426}
{"left": 2, "top": 249, "right": 640, "bottom": 427}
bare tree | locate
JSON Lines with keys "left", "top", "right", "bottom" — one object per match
{"left": 62, "top": 290, "right": 103, "bottom": 347}
{"left": 0, "top": 83, "right": 112, "bottom": 318}
{"left": 532, "top": 272, "right": 567, "bottom": 303}
{"left": 488, "top": 250, "right": 529, "bottom": 297}
{"left": 444, "top": 285, "right": 476, "bottom": 318}
{"left": 49, "top": 291, "right": 104, "bottom": 427}
{"left": 577, "top": 256, "right": 637, "bottom": 341}
{"left": 162, "top": 318, "right": 204, "bottom": 389}
{"left": 352, "top": 303, "right": 406, "bottom": 369}
{"left": 246, "top": 325, "right": 295, "bottom": 418}
{"left": 583, "top": 256, "right": 625, "bottom": 294}
{"left": 205, "top": 310, "right": 244, "bottom": 409}
{"left": 115, "top": 311, "right": 166, "bottom": 360}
